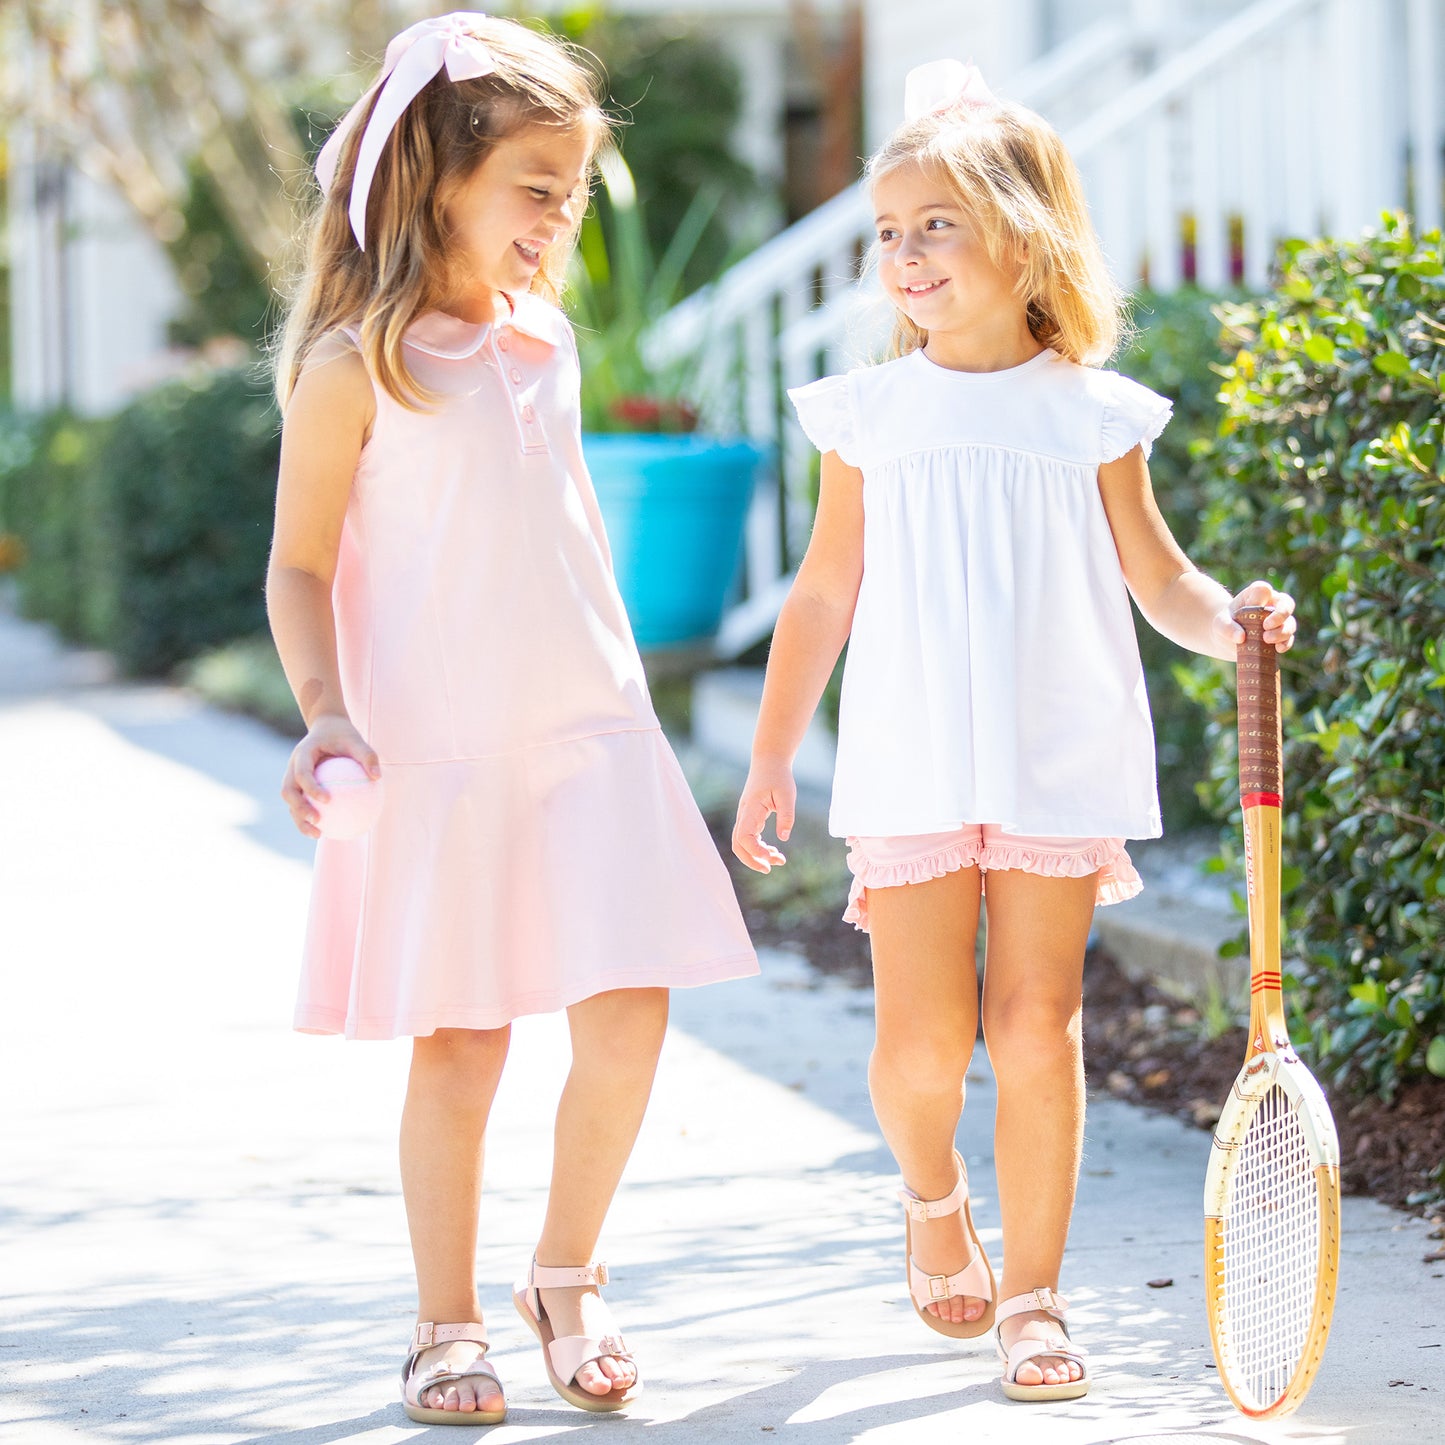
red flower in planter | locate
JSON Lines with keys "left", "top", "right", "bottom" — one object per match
{"left": 609, "top": 395, "right": 700, "bottom": 434}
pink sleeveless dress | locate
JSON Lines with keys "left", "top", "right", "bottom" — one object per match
{"left": 295, "top": 295, "right": 758, "bottom": 1039}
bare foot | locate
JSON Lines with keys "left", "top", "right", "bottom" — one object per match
{"left": 909, "top": 1203, "right": 988, "bottom": 1326}
{"left": 537, "top": 1284, "right": 636, "bottom": 1396}
{"left": 413, "top": 1339, "right": 505, "bottom": 1415}
{"left": 998, "top": 1309, "right": 1085, "bottom": 1387}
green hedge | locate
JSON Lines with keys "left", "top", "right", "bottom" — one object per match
{"left": 0, "top": 410, "right": 113, "bottom": 644}
{"left": 0, "top": 367, "right": 279, "bottom": 675}
{"left": 1187, "top": 214, "right": 1444, "bottom": 1101}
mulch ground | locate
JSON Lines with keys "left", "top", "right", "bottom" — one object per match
{"left": 706, "top": 810, "right": 1445, "bottom": 1249}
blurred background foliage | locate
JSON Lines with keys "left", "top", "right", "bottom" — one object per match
{"left": 0, "top": 369, "right": 279, "bottom": 674}
{"left": 560, "top": 9, "right": 758, "bottom": 297}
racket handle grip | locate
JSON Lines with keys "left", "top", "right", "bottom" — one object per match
{"left": 1236, "top": 605, "right": 1282, "bottom": 799}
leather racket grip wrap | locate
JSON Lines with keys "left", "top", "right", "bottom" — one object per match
{"left": 1236, "top": 605, "right": 1281, "bottom": 800}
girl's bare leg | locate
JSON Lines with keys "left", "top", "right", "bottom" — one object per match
{"left": 866, "top": 867, "right": 988, "bottom": 1327}
{"left": 401, "top": 1025, "right": 512, "bottom": 1414}
{"left": 535, "top": 986, "right": 670, "bottom": 1396}
{"left": 980, "top": 869, "right": 1096, "bottom": 1387}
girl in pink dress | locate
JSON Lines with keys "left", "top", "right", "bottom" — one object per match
{"left": 267, "top": 13, "right": 756, "bottom": 1425}
{"left": 732, "top": 61, "right": 1296, "bottom": 1402}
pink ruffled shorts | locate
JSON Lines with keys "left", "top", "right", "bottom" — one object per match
{"left": 843, "top": 825, "right": 1142, "bottom": 932}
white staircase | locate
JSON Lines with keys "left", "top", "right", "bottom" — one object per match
{"left": 651, "top": 0, "right": 1445, "bottom": 658}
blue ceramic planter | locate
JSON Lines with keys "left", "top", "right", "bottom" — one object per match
{"left": 584, "top": 434, "right": 766, "bottom": 650}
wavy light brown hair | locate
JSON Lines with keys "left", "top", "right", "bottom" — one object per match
{"left": 865, "top": 96, "right": 1125, "bottom": 366}
{"left": 275, "top": 16, "right": 609, "bottom": 411}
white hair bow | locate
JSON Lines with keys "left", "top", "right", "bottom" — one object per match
{"left": 315, "top": 12, "right": 498, "bottom": 250}
{"left": 903, "top": 59, "right": 999, "bottom": 123}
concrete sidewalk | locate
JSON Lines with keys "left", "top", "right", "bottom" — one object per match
{"left": 1, "top": 606, "right": 1441, "bottom": 1444}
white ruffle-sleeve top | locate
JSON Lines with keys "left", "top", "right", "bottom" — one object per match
{"left": 787, "top": 346, "right": 1173, "bottom": 841}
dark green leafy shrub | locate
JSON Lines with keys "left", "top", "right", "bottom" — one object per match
{"left": 94, "top": 368, "right": 279, "bottom": 675}
{"left": 1188, "top": 214, "right": 1444, "bottom": 1100}
{"left": 3, "top": 371, "right": 280, "bottom": 674}
{"left": 0, "top": 409, "right": 114, "bottom": 643}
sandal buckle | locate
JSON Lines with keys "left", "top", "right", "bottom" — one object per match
{"left": 904, "top": 1196, "right": 931, "bottom": 1222}
{"left": 414, "top": 1322, "right": 436, "bottom": 1349}
{"left": 927, "top": 1274, "right": 951, "bottom": 1301}
{"left": 594, "top": 1262, "right": 610, "bottom": 1286}
{"left": 1031, "top": 1287, "right": 1064, "bottom": 1314}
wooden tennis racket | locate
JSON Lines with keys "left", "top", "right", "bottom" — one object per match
{"left": 1203, "top": 604, "right": 1341, "bottom": 1419}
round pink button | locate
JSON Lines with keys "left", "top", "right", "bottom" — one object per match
{"left": 509, "top": 368, "right": 523, "bottom": 384}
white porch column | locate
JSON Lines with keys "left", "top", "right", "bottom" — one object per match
{"left": 7, "top": 127, "right": 181, "bottom": 417}
{"left": 8, "top": 123, "right": 69, "bottom": 412}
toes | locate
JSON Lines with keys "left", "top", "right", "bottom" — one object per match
{"left": 1014, "top": 1359, "right": 1044, "bottom": 1387}
{"left": 962, "top": 1296, "right": 985, "bottom": 1321}
{"left": 602, "top": 1355, "right": 636, "bottom": 1388}
{"left": 575, "top": 1362, "right": 612, "bottom": 1396}
{"left": 478, "top": 1378, "right": 506, "bottom": 1411}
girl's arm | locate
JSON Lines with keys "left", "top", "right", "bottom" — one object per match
{"left": 266, "top": 346, "right": 378, "bottom": 836}
{"left": 1098, "top": 445, "right": 1297, "bottom": 662}
{"left": 732, "top": 450, "right": 865, "bottom": 872}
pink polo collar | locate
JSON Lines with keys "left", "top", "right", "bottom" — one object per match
{"left": 403, "top": 292, "right": 568, "bottom": 358}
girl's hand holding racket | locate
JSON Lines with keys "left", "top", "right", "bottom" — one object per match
{"left": 1213, "top": 580, "right": 1297, "bottom": 655}
{"left": 282, "top": 715, "right": 381, "bottom": 838}
{"left": 733, "top": 758, "right": 796, "bottom": 873}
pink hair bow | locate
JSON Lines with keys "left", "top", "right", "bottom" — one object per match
{"left": 903, "top": 59, "right": 999, "bottom": 123}
{"left": 315, "top": 12, "right": 497, "bottom": 250}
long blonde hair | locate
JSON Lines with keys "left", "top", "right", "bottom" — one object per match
{"left": 865, "top": 98, "right": 1124, "bottom": 366}
{"left": 275, "top": 17, "right": 609, "bottom": 411}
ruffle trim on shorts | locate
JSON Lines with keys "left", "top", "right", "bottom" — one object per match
{"left": 843, "top": 835, "right": 1143, "bottom": 933}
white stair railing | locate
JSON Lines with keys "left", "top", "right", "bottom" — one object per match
{"left": 656, "top": 0, "right": 1444, "bottom": 658}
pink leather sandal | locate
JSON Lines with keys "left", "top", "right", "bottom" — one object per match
{"left": 994, "top": 1288, "right": 1090, "bottom": 1401}
{"left": 400, "top": 1320, "right": 506, "bottom": 1425}
{"left": 899, "top": 1148, "right": 996, "bottom": 1338}
{"left": 512, "top": 1258, "right": 639, "bottom": 1413}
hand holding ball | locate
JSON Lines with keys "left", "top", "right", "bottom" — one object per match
{"left": 313, "top": 756, "right": 384, "bottom": 840}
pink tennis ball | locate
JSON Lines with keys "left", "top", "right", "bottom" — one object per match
{"left": 313, "top": 756, "right": 384, "bottom": 840}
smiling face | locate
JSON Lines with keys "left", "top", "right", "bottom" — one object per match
{"left": 873, "top": 160, "right": 1028, "bottom": 349}
{"left": 440, "top": 123, "right": 594, "bottom": 313}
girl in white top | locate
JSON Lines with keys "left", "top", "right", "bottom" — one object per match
{"left": 732, "top": 61, "right": 1296, "bottom": 1402}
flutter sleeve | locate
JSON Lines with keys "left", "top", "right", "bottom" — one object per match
{"left": 1099, "top": 371, "right": 1173, "bottom": 462}
{"left": 787, "top": 374, "right": 862, "bottom": 467}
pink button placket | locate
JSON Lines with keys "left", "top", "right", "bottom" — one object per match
{"left": 487, "top": 327, "right": 547, "bottom": 453}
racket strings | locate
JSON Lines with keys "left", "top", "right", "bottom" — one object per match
{"left": 1218, "top": 1084, "right": 1320, "bottom": 1410}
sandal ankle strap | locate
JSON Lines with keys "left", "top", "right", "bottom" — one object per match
{"left": 995, "top": 1288, "right": 1069, "bottom": 1325}
{"left": 402, "top": 1320, "right": 491, "bottom": 1384}
{"left": 530, "top": 1260, "right": 610, "bottom": 1290}
{"left": 410, "top": 1320, "right": 490, "bottom": 1353}
{"left": 898, "top": 1160, "right": 968, "bottom": 1221}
